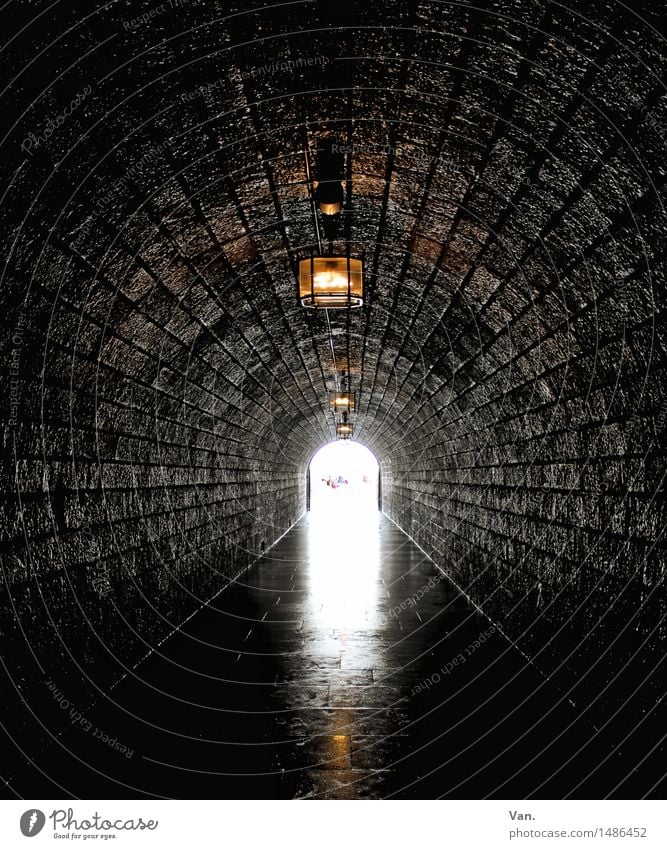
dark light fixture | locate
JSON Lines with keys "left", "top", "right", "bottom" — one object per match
{"left": 329, "top": 389, "right": 357, "bottom": 413}
{"left": 299, "top": 255, "right": 363, "bottom": 308}
{"left": 314, "top": 143, "right": 344, "bottom": 216}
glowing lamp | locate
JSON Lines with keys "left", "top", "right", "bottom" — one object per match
{"left": 336, "top": 422, "right": 353, "bottom": 440}
{"left": 313, "top": 144, "right": 345, "bottom": 216}
{"left": 329, "top": 390, "right": 357, "bottom": 413}
{"left": 299, "top": 256, "right": 363, "bottom": 309}
{"left": 313, "top": 180, "right": 345, "bottom": 216}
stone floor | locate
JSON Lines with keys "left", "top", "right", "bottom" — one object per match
{"left": 5, "top": 502, "right": 661, "bottom": 798}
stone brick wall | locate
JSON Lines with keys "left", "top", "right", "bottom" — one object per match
{"left": 0, "top": 268, "right": 314, "bottom": 764}
{"left": 381, "top": 354, "right": 665, "bottom": 712}
{"left": 1, "top": 270, "right": 314, "bottom": 687}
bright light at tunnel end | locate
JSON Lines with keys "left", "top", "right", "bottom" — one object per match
{"left": 308, "top": 439, "right": 380, "bottom": 513}
{"left": 308, "top": 438, "right": 379, "bottom": 472}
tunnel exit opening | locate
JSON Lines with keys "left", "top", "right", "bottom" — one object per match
{"left": 307, "top": 440, "right": 380, "bottom": 513}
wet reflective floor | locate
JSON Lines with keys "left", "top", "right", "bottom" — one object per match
{"left": 7, "top": 506, "right": 660, "bottom": 798}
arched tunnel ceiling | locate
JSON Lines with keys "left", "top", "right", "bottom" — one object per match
{"left": 3, "top": 0, "right": 665, "bottom": 474}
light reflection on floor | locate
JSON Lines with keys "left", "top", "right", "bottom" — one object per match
{"left": 306, "top": 494, "right": 382, "bottom": 632}
{"left": 301, "top": 494, "right": 385, "bottom": 786}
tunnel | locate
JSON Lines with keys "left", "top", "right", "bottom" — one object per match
{"left": 0, "top": 0, "right": 665, "bottom": 801}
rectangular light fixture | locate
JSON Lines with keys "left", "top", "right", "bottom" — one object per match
{"left": 328, "top": 390, "right": 357, "bottom": 413}
{"left": 299, "top": 256, "right": 363, "bottom": 308}
{"left": 336, "top": 422, "right": 353, "bottom": 439}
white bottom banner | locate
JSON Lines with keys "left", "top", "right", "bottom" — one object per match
{"left": 1, "top": 800, "right": 665, "bottom": 848}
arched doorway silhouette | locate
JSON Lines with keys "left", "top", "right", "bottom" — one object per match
{"left": 307, "top": 440, "right": 380, "bottom": 513}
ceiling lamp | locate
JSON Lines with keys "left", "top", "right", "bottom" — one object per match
{"left": 314, "top": 180, "right": 344, "bottom": 216}
{"left": 314, "top": 144, "right": 344, "bottom": 216}
{"left": 299, "top": 255, "right": 363, "bottom": 309}
{"left": 329, "top": 389, "right": 357, "bottom": 413}
{"left": 336, "top": 421, "right": 353, "bottom": 440}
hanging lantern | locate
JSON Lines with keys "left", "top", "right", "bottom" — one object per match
{"left": 329, "top": 389, "right": 357, "bottom": 413}
{"left": 336, "top": 421, "right": 353, "bottom": 440}
{"left": 313, "top": 179, "right": 345, "bottom": 216}
{"left": 299, "top": 256, "right": 363, "bottom": 308}
{"left": 314, "top": 144, "right": 345, "bottom": 216}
